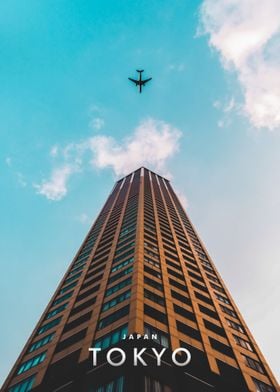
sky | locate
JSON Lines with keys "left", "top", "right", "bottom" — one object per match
{"left": 1, "top": 0, "right": 280, "bottom": 385}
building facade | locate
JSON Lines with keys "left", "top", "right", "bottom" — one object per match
{"left": 2, "top": 167, "right": 279, "bottom": 392}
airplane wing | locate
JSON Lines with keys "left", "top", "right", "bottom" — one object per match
{"left": 142, "top": 77, "right": 152, "bottom": 85}
{"left": 128, "top": 77, "right": 139, "bottom": 85}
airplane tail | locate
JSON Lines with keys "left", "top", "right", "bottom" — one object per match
{"left": 136, "top": 69, "right": 144, "bottom": 73}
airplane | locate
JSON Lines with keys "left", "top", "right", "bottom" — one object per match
{"left": 128, "top": 70, "right": 152, "bottom": 93}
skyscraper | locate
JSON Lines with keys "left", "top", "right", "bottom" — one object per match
{"left": 2, "top": 167, "right": 278, "bottom": 392}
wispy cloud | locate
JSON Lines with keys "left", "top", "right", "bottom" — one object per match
{"left": 16, "top": 172, "right": 27, "bottom": 188}
{"left": 34, "top": 118, "right": 182, "bottom": 201}
{"left": 88, "top": 104, "right": 105, "bottom": 131}
{"left": 5, "top": 157, "right": 12, "bottom": 167}
{"left": 76, "top": 213, "right": 91, "bottom": 224}
{"left": 199, "top": 0, "right": 280, "bottom": 130}
{"left": 34, "top": 164, "right": 79, "bottom": 201}
{"left": 90, "top": 117, "right": 105, "bottom": 131}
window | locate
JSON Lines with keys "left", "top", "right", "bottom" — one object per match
{"left": 144, "top": 257, "right": 160, "bottom": 269}
{"left": 144, "top": 304, "right": 167, "bottom": 324}
{"left": 144, "top": 265, "right": 161, "bottom": 279}
{"left": 198, "top": 304, "right": 219, "bottom": 320}
{"left": 55, "top": 329, "right": 87, "bottom": 353}
{"left": 70, "top": 296, "right": 96, "bottom": 317}
{"left": 105, "top": 277, "right": 132, "bottom": 297}
{"left": 144, "top": 289, "right": 165, "bottom": 306}
{"left": 8, "top": 375, "right": 35, "bottom": 392}
{"left": 226, "top": 318, "right": 244, "bottom": 333}
{"left": 144, "top": 324, "right": 169, "bottom": 348}
{"left": 233, "top": 335, "right": 253, "bottom": 351}
{"left": 37, "top": 317, "right": 61, "bottom": 335}
{"left": 108, "top": 266, "right": 133, "bottom": 284}
{"left": 191, "top": 280, "right": 208, "bottom": 293}
{"left": 253, "top": 378, "right": 275, "bottom": 392}
{"left": 243, "top": 355, "right": 264, "bottom": 373}
{"left": 194, "top": 291, "right": 213, "bottom": 306}
{"left": 169, "top": 278, "right": 187, "bottom": 292}
{"left": 63, "top": 311, "right": 92, "bottom": 333}
{"left": 144, "top": 376, "right": 172, "bottom": 392}
{"left": 176, "top": 320, "right": 201, "bottom": 341}
{"left": 63, "top": 271, "right": 82, "bottom": 285}
{"left": 173, "top": 304, "right": 196, "bottom": 321}
{"left": 90, "top": 376, "right": 124, "bottom": 392}
{"left": 220, "top": 305, "right": 237, "bottom": 318}
{"left": 167, "top": 268, "right": 184, "bottom": 281}
{"left": 102, "top": 290, "right": 131, "bottom": 312}
{"left": 209, "top": 337, "right": 234, "bottom": 358}
{"left": 215, "top": 293, "right": 230, "bottom": 305}
{"left": 59, "top": 281, "right": 77, "bottom": 295}
{"left": 144, "top": 276, "right": 163, "bottom": 292}
{"left": 203, "top": 319, "right": 226, "bottom": 338}
{"left": 94, "top": 325, "right": 128, "bottom": 349}
{"left": 52, "top": 291, "right": 73, "bottom": 307}
{"left": 17, "top": 352, "right": 46, "bottom": 375}
{"left": 98, "top": 305, "right": 130, "bottom": 330}
{"left": 111, "top": 257, "right": 134, "bottom": 273}
{"left": 113, "top": 249, "right": 134, "bottom": 265}
{"left": 45, "top": 303, "right": 67, "bottom": 320}
{"left": 68, "top": 263, "right": 85, "bottom": 276}
{"left": 210, "top": 282, "right": 224, "bottom": 293}
{"left": 28, "top": 333, "right": 54, "bottom": 353}
{"left": 119, "top": 225, "right": 136, "bottom": 238}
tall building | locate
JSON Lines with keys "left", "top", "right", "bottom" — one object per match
{"left": 2, "top": 167, "right": 279, "bottom": 392}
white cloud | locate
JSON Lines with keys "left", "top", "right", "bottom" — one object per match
{"left": 89, "top": 118, "right": 182, "bottom": 176}
{"left": 34, "top": 164, "right": 79, "bottom": 201}
{"left": 35, "top": 118, "right": 182, "bottom": 201}
{"left": 50, "top": 145, "right": 58, "bottom": 157}
{"left": 90, "top": 117, "right": 105, "bottom": 131}
{"left": 16, "top": 172, "right": 27, "bottom": 187}
{"left": 77, "top": 213, "right": 90, "bottom": 224}
{"left": 167, "top": 63, "right": 186, "bottom": 72}
{"left": 199, "top": 0, "right": 280, "bottom": 130}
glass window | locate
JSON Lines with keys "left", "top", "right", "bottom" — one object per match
{"left": 102, "top": 290, "right": 131, "bottom": 312}
{"left": 144, "top": 376, "right": 172, "bottom": 392}
{"left": 52, "top": 291, "right": 73, "bottom": 307}
{"left": 90, "top": 376, "right": 124, "bottom": 392}
{"left": 28, "top": 333, "right": 54, "bottom": 353}
{"left": 144, "top": 289, "right": 165, "bottom": 306}
{"left": 226, "top": 319, "right": 244, "bottom": 333}
{"left": 108, "top": 267, "right": 133, "bottom": 284}
{"left": 37, "top": 317, "right": 61, "bottom": 335}
{"left": 59, "top": 281, "right": 77, "bottom": 295}
{"left": 45, "top": 303, "right": 67, "bottom": 319}
{"left": 144, "top": 324, "right": 169, "bottom": 348}
{"left": 17, "top": 352, "right": 46, "bottom": 375}
{"left": 144, "top": 276, "right": 163, "bottom": 291}
{"left": 111, "top": 257, "right": 134, "bottom": 273}
{"left": 112, "top": 249, "right": 134, "bottom": 265}
{"left": 94, "top": 324, "right": 128, "bottom": 349}
{"left": 98, "top": 305, "right": 130, "bottom": 330}
{"left": 215, "top": 293, "right": 230, "bottom": 305}
{"left": 8, "top": 375, "right": 36, "bottom": 392}
{"left": 220, "top": 305, "right": 237, "bottom": 318}
{"left": 243, "top": 355, "right": 264, "bottom": 374}
{"left": 233, "top": 335, "right": 253, "bottom": 352}
{"left": 105, "top": 277, "right": 132, "bottom": 297}
{"left": 253, "top": 378, "right": 275, "bottom": 392}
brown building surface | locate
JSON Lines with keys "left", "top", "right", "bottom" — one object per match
{"left": 2, "top": 167, "right": 279, "bottom": 392}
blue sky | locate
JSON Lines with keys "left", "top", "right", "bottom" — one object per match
{"left": 1, "top": 0, "right": 280, "bottom": 384}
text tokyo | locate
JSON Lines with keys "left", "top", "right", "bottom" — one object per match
{"left": 88, "top": 347, "right": 191, "bottom": 367}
